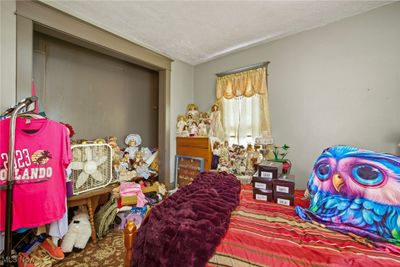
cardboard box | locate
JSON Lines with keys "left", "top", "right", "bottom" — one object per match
{"left": 120, "top": 195, "right": 138, "bottom": 206}
{"left": 258, "top": 161, "right": 282, "bottom": 179}
{"left": 252, "top": 176, "right": 273, "bottom": 190}
{"left": 274, "top": 193, "right": 294, "bottom": 206}
{"left": 272, "top": 175, "right": 295, "bottom": 195}
{"left": 253, "top": 188, "right": 273, "bottom": 202}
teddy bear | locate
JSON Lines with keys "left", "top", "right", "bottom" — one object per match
{"left": 61, "top": 210, "right": 92, "bottom": 253}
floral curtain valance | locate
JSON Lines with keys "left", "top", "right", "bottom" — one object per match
{"left": 216, "top": 67, "right": 268, "bottom": 100}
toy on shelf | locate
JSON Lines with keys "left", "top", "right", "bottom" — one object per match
{"left": 189, "top": 121, "right": 199, "bottom": 136}
{"left": 186, "top": 103, "right": 200, "bottom": 121}
{"left": 186, "top": 113, "right": 194, "bottom": 126}
{"left": 209, "top": 103, "right": 225, "bottom": 141}
{"left": 198, "top": 119, "right": 208, "bottom": 136}
{"left": 176, "top": 115, "right": 187, "bottom": 136}
{"left": 181, "top": 125, "right": 190, "bottom": 137}
{"left": 175, "top": 103, "right": 226, "bottom": 140}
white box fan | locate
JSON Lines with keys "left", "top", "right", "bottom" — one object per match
{"left": 69, "top": 143, "right": 113, "bottom": 195}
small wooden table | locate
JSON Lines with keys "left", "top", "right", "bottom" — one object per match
{"left": 67, "top": 184, "right": 118, "bottom": 244}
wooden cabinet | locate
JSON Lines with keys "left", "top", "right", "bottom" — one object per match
{"left": 176, "top": 137, "right": 212, "bottom": 171}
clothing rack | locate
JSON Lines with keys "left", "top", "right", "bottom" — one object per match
{"left": 1, "top": 96, "right": 38, "bottom": 267}
{"left": 215, "top": 61, "right": 270, "bottom": 77}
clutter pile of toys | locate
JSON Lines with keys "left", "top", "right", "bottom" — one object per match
{"left": 176, "top": 103, "right": 225, "bottom": 141}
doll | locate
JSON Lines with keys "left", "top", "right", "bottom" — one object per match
{"left": 211, "top": 141, "right": 220, "bottom": 169}
{"left": 239, "top": 162, "right": 247, "bottom": 175}
{"left": 230, "top": 159, "right": 237, "bottom": 174}
{"left": 217, "top": 158, "right": 229, "bottom": 172}
{"left": 246, "top": 144, "right": 255, "bottom": 171}
{"left": 176, "top": 115, "right": 187, "bottom": 136}
{"left": 219, "top": 141, "right": 230, "bottom": 163}
{"left": 209, "top": 103, "right": 225, "bottom": 141}
{"left": 134, "top": 151, "right": 151, "bottom": 179}
{"left": 254, "top": 145, "right": 263, "bottom": 164}
{"left": 120, "top": 152, "right": 131, "bottom": 171}
{"left": 186, "top": 104, "right": 200, "bottom": 121}
{"left": 186, "top": 113, "right": 194, "bottom": 126}
{"left": 124, "top": 134, "right": 141, "bottom": 160}
{"left": 200, "top": 112, "right": 211, "bottom": 133}
{"left": 198, "top": 119, "right": 208, "bottom": 136}
{"left": 108, "top": 136, "right": 122, "bottom": 162}
{"left": 189, "top": 121, "right": 199, "bottom": 136}
{"left": 200, "top": 112, "right": 210, "bottom": 123}
{"left": 181, "top": 125, "right": 190, "bottom": 137}
{"left": 140, "top": 147, "right": 153, "bottom": 162}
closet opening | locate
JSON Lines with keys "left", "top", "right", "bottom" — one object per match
{"left": 32, "top": 31, "right": 159, "bottom": 149}
{"left": 15, "top": 0, "right": 172, "bottom": 186}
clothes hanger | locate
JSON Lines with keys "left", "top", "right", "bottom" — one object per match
{"left": 18, "top": 112, "right": 46, "bottom": 119}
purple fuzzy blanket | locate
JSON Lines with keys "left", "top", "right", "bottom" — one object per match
{"left": 132, "top": 172, "right": 241, "bottom": 267}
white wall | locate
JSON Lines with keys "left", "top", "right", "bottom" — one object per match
{"left": 193, "top": 3, "right": 400, "bottom": 188}
{"left": 170, "top": 60, "right": 194, "bottom": 185}
{"left": 0, "top": 0, "right": 16, "bottom": 111}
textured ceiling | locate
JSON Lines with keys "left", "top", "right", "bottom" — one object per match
{"left": 42, "top": 1, "right": 392, "bottom": 65}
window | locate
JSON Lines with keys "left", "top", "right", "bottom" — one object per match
{"left": 223, "top": 95, "right": 262, "bottom": 146}
{"left": 216, "top": 65, "right": 272, "bottom": 146}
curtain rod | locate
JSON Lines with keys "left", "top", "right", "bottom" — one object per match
{"left": 215, "top": 61, "right": 270, "bottom": 77}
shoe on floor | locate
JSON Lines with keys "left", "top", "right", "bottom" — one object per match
{"left": 17, "top": 252, "right": 35, "bottom": 267}
{"left": 40, "top": 238, "right": 65, "bottom": 260}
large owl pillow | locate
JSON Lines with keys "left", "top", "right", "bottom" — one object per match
{"left": 296, "top": 145, "right": 400, "bottom": 245}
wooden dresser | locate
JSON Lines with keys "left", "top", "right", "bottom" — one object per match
{"left": 176, "top": 137, "right": 212, "bottom": 171}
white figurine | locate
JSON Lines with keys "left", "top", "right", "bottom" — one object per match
{"left": 187, "top": 104, "right": 200, "bottom": 121}
{"left": 181, "top": 125, "right": 190, "bottom": 137}
{"left": 124, "top": 134, "right": 141, "bottom": 160}
{"left": 209, "top": 103, "right": 225, "bottom": 141}
{"left": 176, "top": 115, "right": 187, "bottom": 136}
{"left": 198, "top": 119, "right": 208, "bottom": 136}
{"left": 140, "top": 147, "right": 153, "bottom": 162}
{"left": 186, "top": 113, "right": 194, "bottom": 127}
{"left": 134, "top": 151, "right": 151, "bottom": 179}
{"left": 190, "top": 121, "right": 199, "bottom": 136}
{"left": 217, "top": 158, "right": 229, "bottom": 172}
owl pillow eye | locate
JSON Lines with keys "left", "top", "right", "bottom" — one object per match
{"left": 315, "top": 162, "right": 331, "bottom": 180}
{"left": 351, "top": 164, "right": 384, "bottom": 186}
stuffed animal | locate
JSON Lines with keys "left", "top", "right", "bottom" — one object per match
{"left": 61, "top": 210, "right": 92, "bottom": 253}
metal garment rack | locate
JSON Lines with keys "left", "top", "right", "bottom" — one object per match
{"left": 1, "top": 96, "right": 38, "bottom": 267}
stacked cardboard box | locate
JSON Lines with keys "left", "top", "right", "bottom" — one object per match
{"left": 252, "top": 161, "right": 295, "bottom": 206}
{"left": 273, "top": 175, "right": 295, "bottom": 206}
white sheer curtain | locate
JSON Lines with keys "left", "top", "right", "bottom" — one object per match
{"left": 216, "top": 66, "right": 272, "bottom": 146}
{"left": 223, "top": 94, "right": 262, "bottom": 146}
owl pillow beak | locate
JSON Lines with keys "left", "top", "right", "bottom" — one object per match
{"left": 332, "top": 173, "right": 344, "bottom": 192}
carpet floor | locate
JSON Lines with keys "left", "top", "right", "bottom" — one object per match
{"left": 54, "top": 230, "right": 125, "bottom": 267}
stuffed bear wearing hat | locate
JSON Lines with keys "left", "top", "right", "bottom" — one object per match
{"left": 61, "top": 210, "right": 92, "bottom": 253}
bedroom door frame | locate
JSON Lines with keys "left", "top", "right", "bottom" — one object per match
{"left": 15, "top": 0, "right": 173, "bottom": 187}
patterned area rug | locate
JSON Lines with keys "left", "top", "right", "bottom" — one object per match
{"left": 54, "top": 230, "right": 125, "bottom": 267}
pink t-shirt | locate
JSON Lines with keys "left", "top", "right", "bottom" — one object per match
{"left": 0, "top": 117, "right": 71, "bottom": 231}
